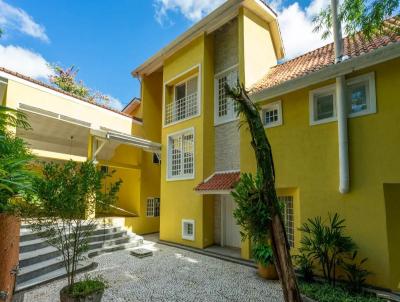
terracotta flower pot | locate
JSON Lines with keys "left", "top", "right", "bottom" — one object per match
{"left": 60, "top": 285, "right": 104, "bottom": 302}
{"left": 257, "top": 263, "right": 279, "bottom": 280}
{"left": 0, "top": 214, "right": 20, "bottom": 302}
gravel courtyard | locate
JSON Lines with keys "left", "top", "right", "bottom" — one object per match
{"left": 21, "top": 236, "right": 284, "bottom": 302}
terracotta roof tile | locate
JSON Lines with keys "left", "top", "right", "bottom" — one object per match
{"left": 195, "top": 171, "right": 240, "bottom": 192}
{"left": 251, "top": 17, "right": 400, "bottom": 94}
{"left": 0, "top": 67, "right": 143, "bottom": 123}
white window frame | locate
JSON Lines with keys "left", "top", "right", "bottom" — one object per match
{"left": 261, "top": 100, "right": 283, "bottom": 128}
{"left": 166, "top": 127, "right": 195, "bottom": 181}
{"left": 146, "top": 197, "right": 160, "bottom": 217}
{"left": 309, "top": 84, "right": 337, "bottom": 125}
{"left": 347, "top": 72, "right": 376, "bottom": 118}
{"left": 163, "top": 64, "right": 202, "bottom": 128}
{"left": 214, "top": 65, "right": 239, "bottom": 126}
{"left": 182, "top": 219, "right": 195, "bottom": 241}
{"left": 278, "top": 196, "right": 294, "bottom": 248}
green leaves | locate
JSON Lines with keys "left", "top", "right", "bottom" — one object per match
{"left": 252, "top": 241, "right": 274, "bottom": 266}
{"left": 313, "top": 0, "right": 400, "bottom": 41}
{"left": 0, "top": 105, "right": 32, "bottom": 132}
{"left": 231, "top": 171, "right": 272, "bottom": 243}
{"left": 299, "top": 213, "right": 357, "bottom": 285}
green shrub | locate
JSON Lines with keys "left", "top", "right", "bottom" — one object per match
{"left": 300, "top": 281, "right": 383, "bottom": 302}
{"left": 67, "top": 276, "right": 107, "bottom": 298}
{"left": 293, "top": 253, "right": 314, "bottom": 282}
{"left": 342, "top": 251, "right": 371, "bottom": 293}
{"left": 299, "top": 213, "right": 356, "bottom": 286}
{"left": 252, "top": 241, "right": 274, "bottom": 266}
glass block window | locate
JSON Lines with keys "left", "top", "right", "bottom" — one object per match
{"left": 278, "top": 196, "right": 294, "bottom": 248}
{"left": 182, "top": 219, "right": 195, "bottom": 241}
{"left": 261, "top": 101, "right": 282, "bottom": 128}
{"left": 146, "top": 197, "right": 160, "bottom": 217}
{"left": 215, "top": 67, "right": 239, "bottom": 124}
{"left": 168, "top": 129, "right": 194, "bottom": 179}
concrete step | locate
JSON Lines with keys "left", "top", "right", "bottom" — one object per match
{"left": 19, "top": 229, "right": 128, "bottom": 253}
{"left": 15, "top": 261, "right": 95, "bottom": 292}
{"left": 20, "top": 226, "right": 123, "bottom": 242}
{"left": 17, "top": 223, "right": 143, "bottom": 292}
{"left": 19, "top": 234, "right": 139, "bottom": 267}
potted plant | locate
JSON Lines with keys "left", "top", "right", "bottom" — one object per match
{"left": 253, "top": 241, "right": 278, "bottom": 280}
{"left": 24, "top": 160, "right": 121, "bottom": 302}
{"left": 60, "top": 275, "right": 107, "bottom": 302}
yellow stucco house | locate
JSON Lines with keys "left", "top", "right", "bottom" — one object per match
{"left": 2, "top": 0, "right": 399, "bottom": 292}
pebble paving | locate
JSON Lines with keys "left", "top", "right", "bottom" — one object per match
{"left": 21, "top": 239, "right": 283, "bottom": 302}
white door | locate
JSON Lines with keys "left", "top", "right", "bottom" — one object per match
{"left": 222, "top": 195, "right": 241, "bottom": 248}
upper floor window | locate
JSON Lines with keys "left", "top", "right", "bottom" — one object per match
{"left": 347, "top": 72, "right": 376, "bottom": 117}
{"left": 261, "top": 100, "right": 282, "bottom": 128}
{"left": 214, "top": 66, "right": 239, "bottom": 125}
{"left": 309, "top": 85, "right": 337, "bottom": 125}
{"left": 167, "top": 128, "right": 195, "bottom": 180}
{"left": 309, "top": 72, "right": 376, "bottom": 125}
{"left": 165, "top": 74, "right": 199, "bottom": 125}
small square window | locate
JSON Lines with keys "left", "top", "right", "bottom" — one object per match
{"left": 315, "top": 94, "right": 334, "bottom": 120}
{"left": 182, "top": 219, "right": 195, "bottom": 241}
{"left": 147, "top": 197, "right": 160, "bottom": 217}
{"left": 346, "top": 73, "right": 376, "bottom": 117}
{"left": 261, "top": 101, "right": 282, "bottom": 128}
{"left": 309, "top": 85, "right": 336, "bottom": 125}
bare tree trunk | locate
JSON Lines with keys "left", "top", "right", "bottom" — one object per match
{"left": 227, "top": 84, "right": 302, "bottom": 302}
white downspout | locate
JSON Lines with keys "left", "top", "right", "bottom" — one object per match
{"left": 331, "top": 0, "right": 349, "bottom": 193}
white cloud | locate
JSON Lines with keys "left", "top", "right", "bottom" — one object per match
{"left": 153, "top": 0, "right": 331, "bottom": 60}
{"left": 154, "top": 0, "right": 225, "bottom": 24}
{"left": 106, "top": 95, "right": 124, "bottom": 111}
{"left": 0, "top": 44, "right": 53, "bottom": 80}
{"left": 0, "top": 0, "right": 49, "bottom": 42}
{"left": 277, "top": 0, "right": 331, "bottom": 59}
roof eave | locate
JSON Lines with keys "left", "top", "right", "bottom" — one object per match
{"left": 251, "top": 41, "right": 400, "bottom": 102}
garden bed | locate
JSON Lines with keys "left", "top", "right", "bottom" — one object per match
{"left": 300, "top": 281, "right": 384, "bottom": 302}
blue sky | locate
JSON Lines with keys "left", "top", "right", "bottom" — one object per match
{"left": 0, "top": 0, "right": 329, "bottom": 110}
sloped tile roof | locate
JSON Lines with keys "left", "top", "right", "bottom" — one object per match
{"left": 195, "top": 171, "right": 240, "bottom": 192}
{"left": 0, "top": 67, "right": 143, "bottom": 122}
{"left": 251, "top": 17, "right": 400, "bottom": 94}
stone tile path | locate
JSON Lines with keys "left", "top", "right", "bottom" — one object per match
{"left": 20, "top": 237, "right": 283, "bottom": 302}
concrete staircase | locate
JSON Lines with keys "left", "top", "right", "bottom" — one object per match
{"left": 16, "top": 223, "right": 143, "bottom": 292}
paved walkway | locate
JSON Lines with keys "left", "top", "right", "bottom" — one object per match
{"left": 20, "top": 236, "right": 283, "bottom": 302}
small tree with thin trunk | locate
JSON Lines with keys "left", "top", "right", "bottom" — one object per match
{"left": 24, "top": 160, "right": 121, "bottom": 287}
{"left": 227, "top": 83, "right": 302, "bottom": 302}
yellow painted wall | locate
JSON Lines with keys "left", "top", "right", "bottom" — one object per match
{"left": 241, "top": 58, "right": 400, "bottom": 289}
{"left": 112, "top": 72, "right": 163, "bottom": 235}
{"left": 159, "top": 34, "right": 215, "bottom": 248}
{"left": 242, "top": 8, "right": 278, "bottom": 88}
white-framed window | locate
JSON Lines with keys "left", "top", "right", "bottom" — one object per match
{"left": 167, "top": 128, "right": 195, "bottom": 180}
{"left": 278, "top": 196, "right": 294, "bottom": 248}
{"left": 214, "top": 66, "right": 239, "bottom": 125}
{"left": 309, "top": 84, "right": 337, "bottom": 125}
{"left": 165, "top": 75, "right": 199, "bottom": 125}
{"left": 309, "top": 73, "right": 376, "bottom": 125}
{"left": 261, "top": 100, "right": 283, "bottom": 128}
{"left": 146, "top": 197, "right": 160, "bottom": 217}
{"left": 347, "top": 72, "right": 376, "bottom": 117}
{"left": 182, "top": 219, "right": 195, "bottom": 241}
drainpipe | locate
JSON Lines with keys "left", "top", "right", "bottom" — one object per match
{"left": 331, "top": 0, "right": 349, "bottom": 193}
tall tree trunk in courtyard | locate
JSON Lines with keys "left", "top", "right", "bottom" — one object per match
{"left": 227, "top": 84, "right": 302, "bottom": 302}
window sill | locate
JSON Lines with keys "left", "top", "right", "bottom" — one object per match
{"left": 166, "top": 175, "right": 195, "bottom": 182}
{"left": 264, "top": 121, "right": 283, "bottom": 129}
